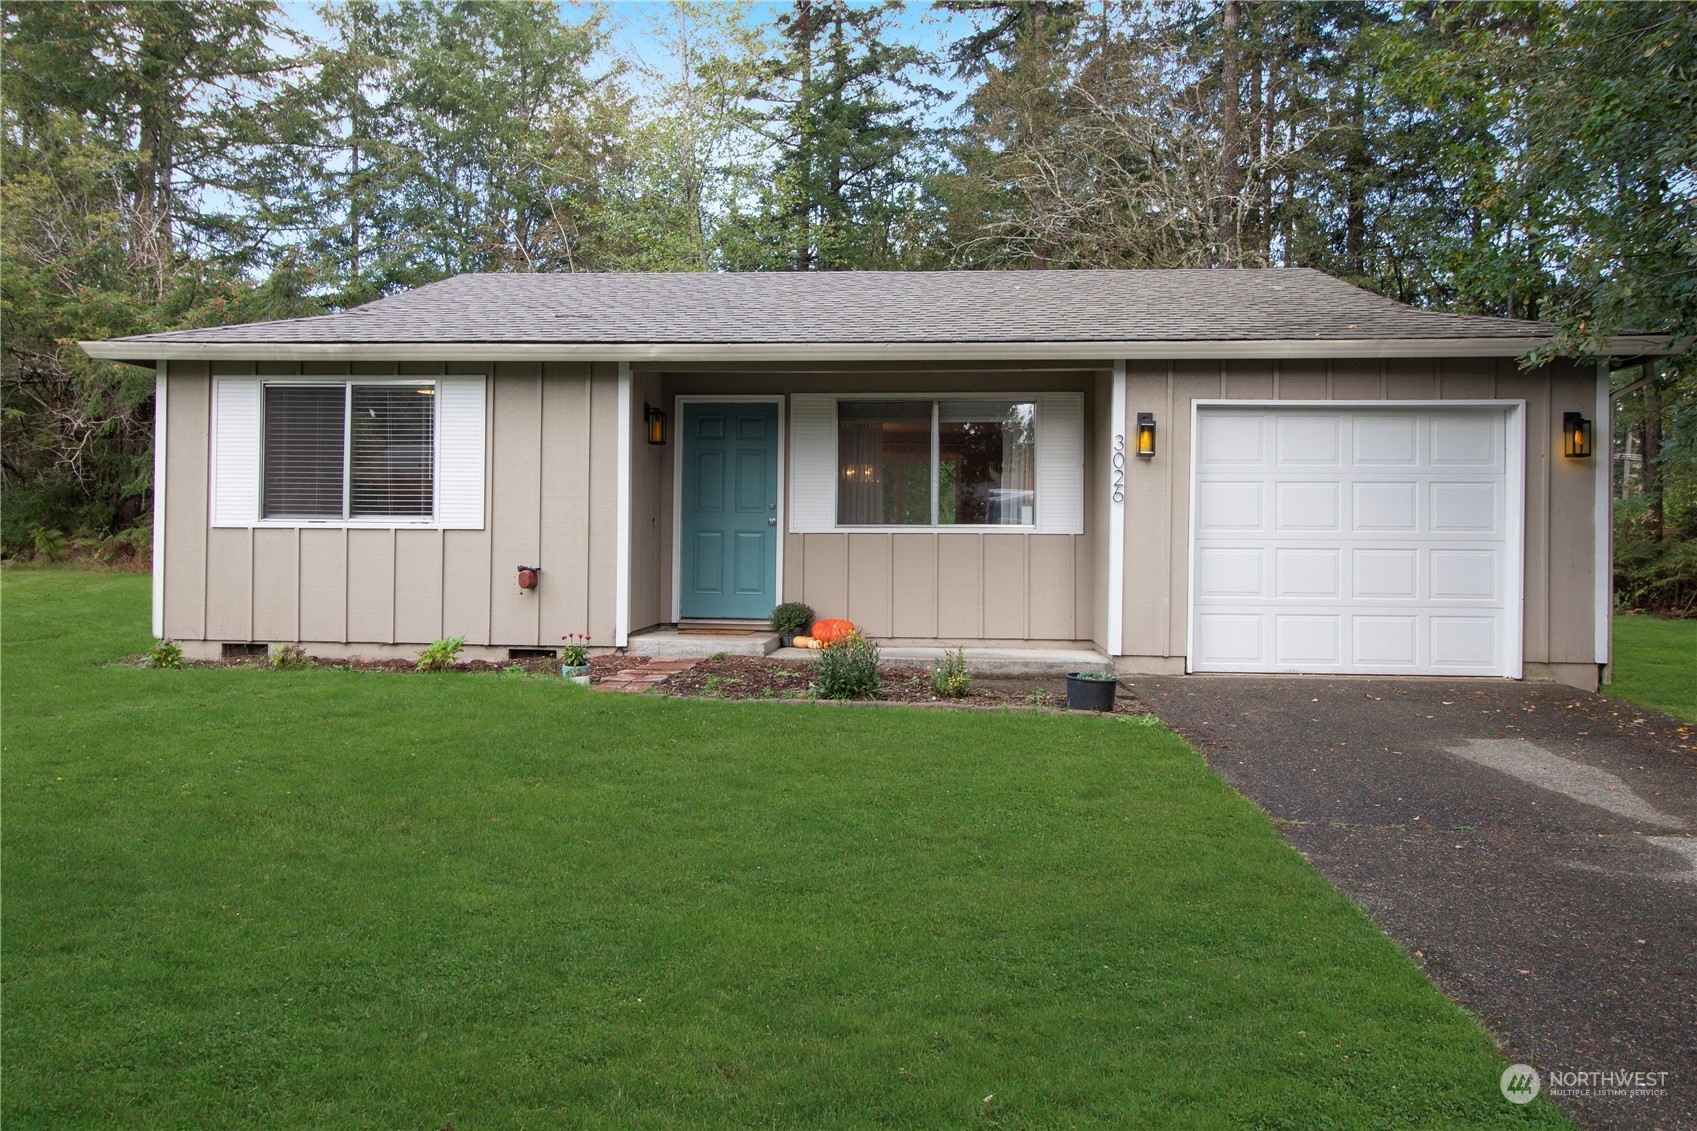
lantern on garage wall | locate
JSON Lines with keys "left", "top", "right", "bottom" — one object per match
{"left": 1135, "top": 412, "right": 1157, "bottom": 458}
{"left": 1562, "top": 412, "right": 1592, "bottom": 458}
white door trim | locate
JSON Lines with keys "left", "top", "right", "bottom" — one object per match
{"left": 1186, "top": 399, "right": 1527, "bottom": 677}
{"left": 669, "top": 395, "right": 787, "bottom": 625}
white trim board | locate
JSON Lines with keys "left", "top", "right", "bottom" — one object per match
{"left": 1594, "top": 361, "right": 1612, "bottom": 668}
{"left": 79, "top": 335, "right": 1682, "bottom": 365}
{"left": 1185, "top": 399, "right": 1527, "bottom": 678}
{"left": 1107, "top": 360, "right": 1127, "bottom": 656}
{"left": 669, "top": 395, "right": 787, "bottom": 626}
{"left": 615, "top": 362, "right": 633, "bottom": 647}
{"left": 152, "top": 361, "right": 168, "bottom": 639}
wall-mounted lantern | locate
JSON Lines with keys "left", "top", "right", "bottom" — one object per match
{"left": 1135, "top": 412, "right": 1157, "bottom": 458}
{"left": 1562, "top": 412, "right": 1592, "bottom": 458}
{"left": 645, "top": 402, "right": 668, "bottom": 446}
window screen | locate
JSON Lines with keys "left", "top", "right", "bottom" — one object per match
{"left": 837, "top": 400, "right": 931, "bottom": 525}
{"left": 261, "top": 383, "right": 435, "bottom": 520}
{"left": 263, "top": 385, "right": 345, "bottom": 519}
{"left": 938, "top": 400, "right": 1034, "bottom": 526}
{"left": 350, "top": 386, "right": 435, "bottom": 517}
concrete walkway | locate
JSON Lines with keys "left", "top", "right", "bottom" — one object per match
{"left": 1133, "top": 675, "right": 1697, "bottom": 1131}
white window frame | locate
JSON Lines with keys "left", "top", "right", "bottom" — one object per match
{"left": 210, "top": 373, "right": 486, "bottom": 530}
{"left": 257, "top": 378, "right": 438, "bottom": 527}
{"left": 814, "top": 391, "right": 1050, "bottom": 535}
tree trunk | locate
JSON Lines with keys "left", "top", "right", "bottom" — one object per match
{"left": 1216, "top": 0, "right": 1241, "bottom": 266}
{"left": 795, "top": 0, "right": 814, "bottom": 271}
{"left": 1642, "top": 368, "right": 1664, "bottom": 541}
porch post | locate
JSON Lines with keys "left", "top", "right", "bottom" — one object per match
{"left": 1594, "top": 358, "right": 1612, "bottom": 671}
{"left": 1107, "top": 359, "right": 1127, "bottom": 656}
{"left": 615, "top": 360, "right": 632, "bottom": 647}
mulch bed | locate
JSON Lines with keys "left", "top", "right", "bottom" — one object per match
{"left": 188, "top": 650, "right": 1149, "bottom": 716}
{"left": 653, "top": 655, "right": 1151, "bottom": 715}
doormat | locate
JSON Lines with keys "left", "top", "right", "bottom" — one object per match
{"left": 678, "top": 628, "right": 756, "bottom": 636}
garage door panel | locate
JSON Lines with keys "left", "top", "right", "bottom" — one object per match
{"left": 1198, "top": 481, "right": 1264, "bottom": 531}
{"left": 1275, "top": 482, "right": 1340, "bottom": 531}
{"left": 1353, "top": 481, "right": 1418, "bottom": 532}
{"left": 1274, "top": 615, "right": 1341, "bottom": 665}
{"left": 1193, "top": 406, "right": 1515, "bottom": 677}
{"left": 1353, "top": 548, "right": 1418, "bottom": 599}
{"left": 1198, "top": 414, "right": 1265, "bottom": 466}
{"left": 1431, "top": 412, "right": 1502, "bottom": 466}
{"left": 1276, "top": 415, "right": 1343, "bottom": 466}
{"left": 1431, "top": 549, "right": 1498, "bottom": 601}
{"left": 1195, "top": 614, "right": 1265, "bottom": 665}
{"left": 1354, "top": 414, "right": 1418, "bottom": 465}
{"left": 1197, "top": 546, "right": 1265, "bottom": 597}
{"left": 1354, "top": 616, "right": 1420, "bottom": 666}
{"left": 1431, "top": 616, "right": 1498, "bottom": 666}
{"left": 1431, "top": 481, "right": 1499, "bottom": 533}
{"left": 1276, "top": 548, "right": 1340, "bottom": 598}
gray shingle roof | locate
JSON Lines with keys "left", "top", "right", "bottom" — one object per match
{"left": 92, "top": 269, "right": 1553, "bottom": 347}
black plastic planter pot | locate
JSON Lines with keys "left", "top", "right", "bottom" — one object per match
{"left": 1065, "top": 672, "right": 1117, "bottom": 712}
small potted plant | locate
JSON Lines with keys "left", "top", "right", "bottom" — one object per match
{"left": 1065, "top": 670, "right": 1119, "bottom": 712}
{"left": 770, "top": 602, "right": 815, "bottom": 648}
{"left": 561, "top": 633, "right": 592, "bottom": 685}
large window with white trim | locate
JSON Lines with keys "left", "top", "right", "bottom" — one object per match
{"left": 837, "top": 399, "right": 1036, "bottom": 526}
{"left": 261, "top": 382, "right": 436, "bottom": 521}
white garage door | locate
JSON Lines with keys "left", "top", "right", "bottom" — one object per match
{"left": 1190, "top": 405, "right": 1521, "bottom": 676}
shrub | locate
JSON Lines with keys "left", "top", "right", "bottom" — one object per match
{"left": 415, "top": 635, "right": 466, "bottom": 672}
{"left": 1615, "top": 536, "right": 1697, "bottom": 616}
{"left": 771, "top": 602, "right": 815, "bottom": 636}
{"left": 930, "top": 648, "right": 971, "bottom": 698}
{"left": 270, "top": 644, "right": 312, "bottom": 671}
{"left": 145, "top": 639, "right": 183, "bottom": 669}
{"left": 813, "top": 631, "right": 881, "bottom": 700}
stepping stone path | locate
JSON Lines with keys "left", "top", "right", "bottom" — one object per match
{"left": 596, "top": 658, "right": 699, "bottom": 693}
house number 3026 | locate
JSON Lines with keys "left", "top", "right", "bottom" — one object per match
{"left": 1111, "top": 434, "right": 1126, "bottom": 504}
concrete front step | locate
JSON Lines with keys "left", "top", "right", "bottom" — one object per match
{"left": 772, "top": 645, "right": 1112, "bottom": 678}
{"left": 629, "top": 628, "right": 778, "bottom": 659}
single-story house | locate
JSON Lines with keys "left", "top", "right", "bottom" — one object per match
{"left": 83, "top": 269, "right": 1669, "bottom": 689}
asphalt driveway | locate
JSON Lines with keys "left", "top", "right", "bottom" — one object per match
{"left": 1132, "top": 675, "right": 1697, "bottom": 1131}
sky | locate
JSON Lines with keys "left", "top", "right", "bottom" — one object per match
{"left": 275, "top": 0, "right": 980, "bottom": 121}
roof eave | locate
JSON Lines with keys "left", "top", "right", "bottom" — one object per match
{"left": 77, "top": 334, "right": 1675, "bottom": 365}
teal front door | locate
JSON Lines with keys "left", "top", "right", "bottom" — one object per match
{"left": 681, "top": 402, "right": 779, "bottom": 620}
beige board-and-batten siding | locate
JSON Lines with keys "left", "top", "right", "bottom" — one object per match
{"left": 164, "top": 359, "right": 627, "bottom": 654}
{"left": 1116, "top": 356, "right": 1603, "bottom": 685}
{"left": 655, "top": 366, "right": 1104, "bottom": 646}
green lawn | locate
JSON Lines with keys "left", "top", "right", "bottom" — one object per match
{"left": 1607, "top": 614, "right": 1697, "bottom": 722}
{"left": 2, "top": 568, "right": 1566, "bottom": 1129}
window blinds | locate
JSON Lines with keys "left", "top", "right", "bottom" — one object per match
{"left": 262, "top": 385, "right": 346, "bottom": 519}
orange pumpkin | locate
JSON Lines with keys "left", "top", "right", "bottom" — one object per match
{"left": 810, "top": 618, "right": 856, "bottom": 645}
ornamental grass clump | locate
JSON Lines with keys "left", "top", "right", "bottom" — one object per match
{"left": 812, "top": 630, "right": 881, "bottom": 700}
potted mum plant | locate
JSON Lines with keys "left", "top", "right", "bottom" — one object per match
{"left": 770, "top": 602, "right": 815, "bottom": 648}
{"left": 561, "top": 633, "right": 592, "bottom": 685}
